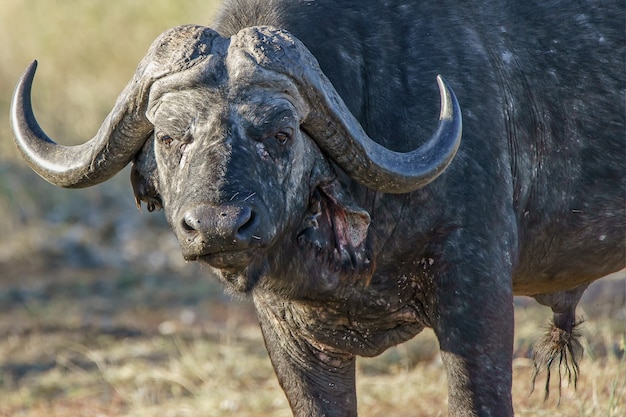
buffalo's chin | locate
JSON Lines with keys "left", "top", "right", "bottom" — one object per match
{"left": 195, "top": 250, "right": 268, "bottom": 293}
{"left": 215, "top": 261, "right": 268, "bottom": 294}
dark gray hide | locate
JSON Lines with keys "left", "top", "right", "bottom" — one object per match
{"left": 10, "top": 1, "right": 625, "bottom": 416}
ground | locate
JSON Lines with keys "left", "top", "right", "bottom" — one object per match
{"left": 0, "top": 261, "right": 623, "bottom": 416}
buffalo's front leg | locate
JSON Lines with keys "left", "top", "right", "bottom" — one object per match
{"left": 432, "top": 263, "right": 515, "bottom": 417}
{"left": 253, "top": 293, "right": 358, "bottom": 417}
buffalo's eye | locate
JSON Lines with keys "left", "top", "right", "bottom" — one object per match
{"left": 162, "top": 136, "right": 174, "bottom": 146}
{"left": 275, "top": 132, "right": 290, "bottom": 145}
{"left": 157, "top": 132, "right": 175, "bottom": 147}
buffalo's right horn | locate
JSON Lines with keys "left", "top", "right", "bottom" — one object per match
{"left": 11, "top": 60, "right": 153, "bottom": 188}
{"left": 10, "top": 25, "right": 221, "bottom": 189}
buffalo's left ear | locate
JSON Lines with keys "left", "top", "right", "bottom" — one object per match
{"left": 305, "top": 153, "right": 372, "bottom": 251}
{"left": 130, "top": 136, "right": 162, "bottom": 212}
{"left": 318, "top": 180, "right": 370, "bottom": 249}
{"left": 298, "top": 177, "right": 373, "bottom": 286}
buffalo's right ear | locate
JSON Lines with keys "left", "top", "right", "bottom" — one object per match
{"left": 130, "top": 136, "right": 162, "bottom": 212}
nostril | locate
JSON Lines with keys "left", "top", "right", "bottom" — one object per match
{"left": 236, "top": 209, "right": 258, "bottom": 239}
{"left": 182, "top": 213, "right": 200, "bottom": 233}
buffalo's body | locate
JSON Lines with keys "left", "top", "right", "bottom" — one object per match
{"left": 10, "top": 0, "right": 625, "bottom": 416}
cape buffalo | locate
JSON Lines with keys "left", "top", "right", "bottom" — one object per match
{"left": 10, "top": 0, "right": 625, "bottom": 416}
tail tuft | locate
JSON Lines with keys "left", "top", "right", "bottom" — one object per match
{"left": 530, "top": 318, "right": 584, "bottom": 403}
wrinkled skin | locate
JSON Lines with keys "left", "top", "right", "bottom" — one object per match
{"left": 10, "top": 1, "right": 625, "bottom": 416}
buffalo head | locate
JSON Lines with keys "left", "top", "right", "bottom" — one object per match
{"left": 11, "top": 25, "right": 461, "bottom": 294}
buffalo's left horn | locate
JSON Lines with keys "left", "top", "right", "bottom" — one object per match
{"left": 235, "top": 27, "right": 462, "bottom": 194}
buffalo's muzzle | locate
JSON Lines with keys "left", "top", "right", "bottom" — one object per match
{"left": 178, "top": 204, "right": 261, "bottom": 261}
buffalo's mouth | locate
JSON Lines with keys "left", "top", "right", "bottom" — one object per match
{"left": 181, "top": 242, "right": 265, "bottom": 269}
{"left": 195, "top": 248, "right": 259, "bottom": 269}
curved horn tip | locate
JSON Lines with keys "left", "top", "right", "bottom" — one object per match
{"left": 435, "top": 74, "right": 458, "bottom": 122}
{"left": 12, "top": 60, "right": 40, "bottom": 128}
{"left": 28, "top": 59, "right": 38, "bottom": 71}
{"left": 11, "top": 59, "right": 57, "bottom": 150}
{"left": 15, "top": 60, "right": 38, "bottom": 94}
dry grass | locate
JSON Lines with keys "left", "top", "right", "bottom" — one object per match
{"left": 0, "top": 269, "right": 623, "bottom": 417}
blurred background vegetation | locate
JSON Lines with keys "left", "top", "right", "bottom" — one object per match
{"left": 0, "top": 1, "right": 623, "bottom": 416}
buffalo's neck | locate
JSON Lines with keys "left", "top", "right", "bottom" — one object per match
{"left": 253, "top": 189, "right": 447, "bottom": 338}
{"left": 253, "top": 275, "right": 429, "bottom": 357}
